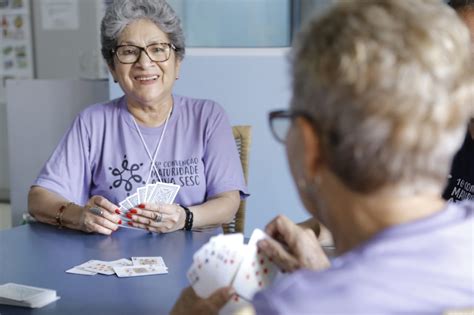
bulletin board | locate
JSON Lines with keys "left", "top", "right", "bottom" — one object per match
{"left": 0, "top": 0, "right": 34, "bottom": 103}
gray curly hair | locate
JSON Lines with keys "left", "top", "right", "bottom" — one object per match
{"left": 291, "top": 0, "right": 474, "bottom": 195}
{"left": 101, "top": 0, "right": 185, "bottom": 68}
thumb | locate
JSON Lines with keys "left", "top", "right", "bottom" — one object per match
{"left": 206, "top": 287, "right": 235, "bottom": 309}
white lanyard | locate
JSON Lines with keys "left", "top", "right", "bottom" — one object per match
{"left": 131, "top": 106, "right": 172, "bottom": 184}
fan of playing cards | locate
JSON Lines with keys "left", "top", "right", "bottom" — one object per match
{"left": 118, "top": 182, "right": 180, "bottom": 229}
{"left": 187, "top": 229, "right": 280, "bottom": 303}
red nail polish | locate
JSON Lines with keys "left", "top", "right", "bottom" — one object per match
{"left": 115, "top": 209, "right": 121, "bottom": 214}
{"left": 126, "top": 213, "right": 133, "bottom": 219}
{"left": 130, "top": 209, "right": 138, "bottom": 214}
{"left": 118, "top": 220, "right": 122, "bottom": 225}
{"left": 128, "top": 221, "right": 133, "bottom": 226}
{"left": 138, "top": 204, "right": 145, "bottom": 209}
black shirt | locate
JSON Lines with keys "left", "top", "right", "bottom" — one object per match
{"left": 443, "top": 132, "right": 474, "bottom": 202}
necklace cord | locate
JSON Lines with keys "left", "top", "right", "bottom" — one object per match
{"left": 131, "top": 106, "right": 173, "bottom": 184}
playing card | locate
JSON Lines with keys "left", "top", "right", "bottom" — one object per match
{"left": 145, "top": 183, "right": 156, "bottom": 202}
{"left": 119, "top": 199, "right": 133, "bottom": 211}
{"left": 188, "top": 233, "right": 245, "bottom": 298}
{"left": 113, "top": 265, "right": 168, "bottom": 277}
{"left": 65, "top": 266, "right": 97, "bottom": 276}
{"left": 137, "top": 186, "right": 148, "bottom": 204}
{"left": 80, "top": 258, "right": 132, "bottom": 275}
{"left": 0, "top": 283, "right": 60, "bottom": 308}
{"left": 231, "top": 229, "right": 279, "bottom": 301}
{"left": 131, "top": 256, "right": 167, "bottom": 269}
{"left": 119, "top": 222, "right": 145, "bottom": 231}
{"left": 148, "top": 182, "right": 180, "bottom": 204}
{"left": 126, "top": 192, "right": 140, "bottom": 208}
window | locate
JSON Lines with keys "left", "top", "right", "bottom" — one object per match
{"left": 168, "top": 0, "right": 291, "bottom": 47}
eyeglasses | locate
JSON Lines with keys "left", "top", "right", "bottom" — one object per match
{"left": 112, "top": 43, "right": 177, "bottom": 64}
{"left": 268, "top": 109, "right": 316, "bottom": 143}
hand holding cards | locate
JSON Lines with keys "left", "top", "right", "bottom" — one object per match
{"left": 187, "top": 229, "right": 279, "bottom": 302}
{"left": 118, "top": 182, "right": 180, "bottom": 230}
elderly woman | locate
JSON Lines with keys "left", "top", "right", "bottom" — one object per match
{"left": 28, "top": 0, "right": 247, "bottom": 235}
{"left": 171, "top": 0, "right": 474, "bottom": 313}
{"left": 443, "top": 0, "right": 474, "bottom": 202}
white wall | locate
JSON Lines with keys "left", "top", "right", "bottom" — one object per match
{"left": 110, "top": 48, "right": 309, "bottom": 235}
{"left": 7, "top": 79, "right": 109, "bottom": 226}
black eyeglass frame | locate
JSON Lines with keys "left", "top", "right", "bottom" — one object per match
{"left": 111, "top": 43, "right": 177, "bottom": 64}
{"left": 268, "top": 109, "right": 317, "bottom": 144}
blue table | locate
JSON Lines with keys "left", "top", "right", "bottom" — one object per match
{"left": 0, "top": 223, "right": 218, "bottom": 314}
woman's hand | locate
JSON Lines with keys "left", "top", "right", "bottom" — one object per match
{"left": 77, "top": 195, "right": 122, "bottom": 235}
{"left": 257, "top": 215, "right": 331, "bottom": 273}
{"left": 126, "top": 203, "right": 186, "bottom": 233}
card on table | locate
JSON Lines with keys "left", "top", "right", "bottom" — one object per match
{"left": 80, "top": 258, "right": 132, "bottom": 276}
{"left": 113, "top": 265, "right": 168, "bottom": 277}
{"left": 65, "top": 265, "right": 97, "bottom": 276}
{"left": 131, "top": 256, "right": 167, "bottom": 269}
{"left": 0, "top": 283, "right": 60, "bottom": 308}
{"left": 66, "top": 257, "right": 169, "bottom": 278}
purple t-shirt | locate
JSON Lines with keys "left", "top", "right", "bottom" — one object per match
{"left": 34, "top": 95, "right": 248, "bottom": 207}
{"left": 253, "top": 201, "right": 474, "bottom": 314}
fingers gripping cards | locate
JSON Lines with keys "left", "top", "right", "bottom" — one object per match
{"left": 187, "top": 229, "right": 279, "bottom": 303}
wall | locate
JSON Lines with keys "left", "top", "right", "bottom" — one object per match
{"left": 110, "top": 49, "right": 309, "bottom": 236}
{"left": 0, "top": 102, "right": 9, "bottom": 201}
{"left": 31, "top": 0, "right": 107, "bottom": 79}
{"left": 7, "top": 79, "right": 109, "bottom": 226}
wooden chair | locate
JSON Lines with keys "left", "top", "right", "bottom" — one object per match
{"left": 223, "top": 125, "right": 252, "bottom": 234}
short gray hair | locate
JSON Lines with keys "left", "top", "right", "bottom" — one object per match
{"left": 101, "top": 0, "right": 185, "bottom": 68}
{"left": 291, "top": 0, "right": 474, "bottom": 194}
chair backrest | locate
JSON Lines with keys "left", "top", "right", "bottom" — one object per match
{"left": 223, "top": 125, "right": 252, "bottom": 234}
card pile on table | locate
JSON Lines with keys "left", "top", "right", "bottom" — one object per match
{"left": 0, "top": 283, "right": 60, "bottom": 308}
{"left": 66, "top": 256, "right": 168, "bottom": 277}
{"left": 187, "top": 229, "right": 279, "bottom": 313}
{"left": 118, "top": 182, "right": 180, "bottom": 230}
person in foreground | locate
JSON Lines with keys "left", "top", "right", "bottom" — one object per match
{"left": 443, "top": 0, "right": 474, "bottom": 202}
{"left": 28, "top": 0, "right": 247, "bottom": 235}
{"left": 171, "top": 0, "right": 474, "bottom": 313}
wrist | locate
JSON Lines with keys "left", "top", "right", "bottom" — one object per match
{"left": 181, "top": 205, "right": 193, "bottom": 231}
{"left": 55, "top": 202, "right": 75, "bottom": 228}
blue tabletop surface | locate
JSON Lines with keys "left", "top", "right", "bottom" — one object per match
{"left": 0, "top": 223, "right": 219, "bottom": 314}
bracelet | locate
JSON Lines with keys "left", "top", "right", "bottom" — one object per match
{"left": 55, "top": 202, "right": 74, "bottom": 228}
{"left": 182, "top": 206, "right": 193, "bottom": 231}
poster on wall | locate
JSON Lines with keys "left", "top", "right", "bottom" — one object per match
{"left": 0, "top": 0, "right": 34, "bottom": 103}
{"left": 40, "top": 0, "right": 79, "bottom": 30}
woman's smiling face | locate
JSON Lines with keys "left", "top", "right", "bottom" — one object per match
{"left": 110, "top": 19, "right": 181, "bottom": 108}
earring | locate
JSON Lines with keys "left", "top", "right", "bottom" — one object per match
{"left": 313, "top": 175, "right": 322, "bottom": 186}
{"left": 113, "top": 79, "right": 118, "bottom": 83}
{"left": 297, "top": 178, "right": 307, "bottom": 190}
